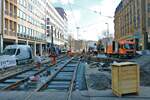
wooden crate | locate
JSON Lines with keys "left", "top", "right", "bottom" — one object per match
{"left": 112, "top": 62, "right": 139, "bottom": 97}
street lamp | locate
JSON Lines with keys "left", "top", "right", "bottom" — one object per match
{"left": 76, "top": 27, "right": 80, "bottom": 40}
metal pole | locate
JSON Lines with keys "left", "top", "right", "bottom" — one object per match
{"left": 51, "top": 26, "right": 54, "bottom": 47}
{"left": 141, "top": 0, "right": 147, "bottom": 50}
{"left": 0, "top": 0, "right": 4, "bottom": 53}
{"left": 105, "top": 23, "right": 109, "bottom": 37}
{"left": 105, "top": 23, "right": 109, "bottom": 53}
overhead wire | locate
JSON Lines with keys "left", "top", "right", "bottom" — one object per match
{"left": 69, "top": 3, "right": 113, "bottom": 18}
{"left": 65, "top": 3, "right": 113, "bottom": 32}
{"left": 67, "top": 0, "right": 80, "bottom": 39}
{"left": 67, "top": 0, "right": 78, "bottom": 28}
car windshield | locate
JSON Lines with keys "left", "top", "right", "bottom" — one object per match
{"left": 3, "top": 49, "right": 16, "bottom": 55}
{"left": 124, "top": 44, "right": 134, "bottom": 49}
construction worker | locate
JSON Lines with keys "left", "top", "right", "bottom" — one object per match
{"left": 34, "top": 52, "right": 41, "bottom": 69}
{"left": 67, "top": 49, "right": 72, "bottom": 57}
{"left": 49, "top": 46, "right": 57, "bottom": 65}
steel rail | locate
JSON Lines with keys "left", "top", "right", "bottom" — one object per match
{"left": 2, "top": 67, "right": 46, "bottom": 90}
{"left": 0, "top": 67, "right": 34, "bottom": 82}
{"left": 66, "top": 59, "right": 80, "bottom": 100}
{"left": 35, "top": 57, "right": 74, "bottom": 92}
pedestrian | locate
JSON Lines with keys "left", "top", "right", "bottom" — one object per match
{"left": 34, "top": 52, "right": 41, "bottom": 69}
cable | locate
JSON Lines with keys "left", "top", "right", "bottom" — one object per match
{"left": 69, "top": 3, "right": 113, "bottom": 19}
{"left": 67, "top": 0, "right": 80, "bottom": 39}
{"left": 71, "top": 3, "right": 101, "bottom": 15}
{"left": 67, "top": 0, "right": 78, "bottom": 27}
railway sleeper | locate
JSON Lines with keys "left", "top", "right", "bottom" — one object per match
{"left": 47, "top": 85, "right": 69, "bottom": 90}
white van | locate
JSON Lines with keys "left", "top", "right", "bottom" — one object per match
{"left": 3, "top": 45, "right": 33, "bottom": 64}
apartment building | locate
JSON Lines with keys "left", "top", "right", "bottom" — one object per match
{"left": 114, "top": 0, "right": 150, "bottom": 50}
{"left": 0, "top": 0, "right": 67, "bottom": 55}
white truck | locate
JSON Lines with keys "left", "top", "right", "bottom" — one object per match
{"left": 0, "top": 45, "right": 33, "bottom": 69}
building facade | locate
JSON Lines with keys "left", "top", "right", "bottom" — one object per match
{"left": 0, "top": 0, "right": 67, "bottom": 55}
{"left": 114, "top": 0, "right": 150, "bottom": 50}
{"left": 55, "top": 7, "right": 68, "bottom": 46}
{"left": 46, "top": 4, "right": 67, "bottom": 49}
{"left": 0, "top": 0, "right": 18, "bottom": 53}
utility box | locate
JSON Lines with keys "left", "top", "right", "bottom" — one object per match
{"left": 112, "top": 62, "right": 139, "bottom": 96}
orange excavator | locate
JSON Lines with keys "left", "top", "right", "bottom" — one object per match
{"left": 106, "top": 40, "right": 136, "bottom": 57}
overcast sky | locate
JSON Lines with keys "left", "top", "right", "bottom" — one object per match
{"left": 51, "top": 0, "right": 121, "bottom": 41}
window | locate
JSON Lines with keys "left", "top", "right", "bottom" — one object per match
{"left": 20, "top": 0, "right": 24, "bottom": 5}
{"left": 23, "top": 12, "right": 26, "bottom": 20}
{"left": 3, "top": 49, "right": 16, "bottom": 55}
{"left": 47, "top": 26, "right": 50, "bottom": 29}
{"left": 26, "top": 28, "right": 28, "bottom": 35}
{"left": 10, "top": 4, "right": 13, "bottom": 16}
{"left": 20, "top": 10, "right": 23, "bottom": 19}
{"left": 5, "top": 19, "right": 8, "bottom": 30}
{"left": 30, "top": 29, "right": 33, "bottom": 36}
{"left": 20, "top": 25, "right": 23, "bottom": 34}
{"left": 10, "top": 21, "right": 13, "bottom": 31}
{"left": 28, "top": 28, "right": 31, "bottom": 36}
{"left": 148, "top": 3, "right": 150, "bottom": 12}
{"left": 16, "top": 49, "right": 20, "bottom": 55}
{"left": 23, "top": 27, "right": 26, "bottom": 35}
{"left": 17, "top": 9, "right": 20, "bottom": 17}
{"left": 148, "top": 17, "right": 150, "bottom": 27}
{"left": 14, "top": 6, "right": 17, "bottom": 18}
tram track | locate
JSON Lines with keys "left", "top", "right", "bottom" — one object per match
{"left": 0, "top": 55, "right": 82, "bottom": 100}
{"left": 0, "top": 55, "right": 68, "bottom": 91}
{"left": 34, "top": 56, "right": 81, "bottom": 100}
{"left": 0, "top": 55, "right": 65, "bottom": 79}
